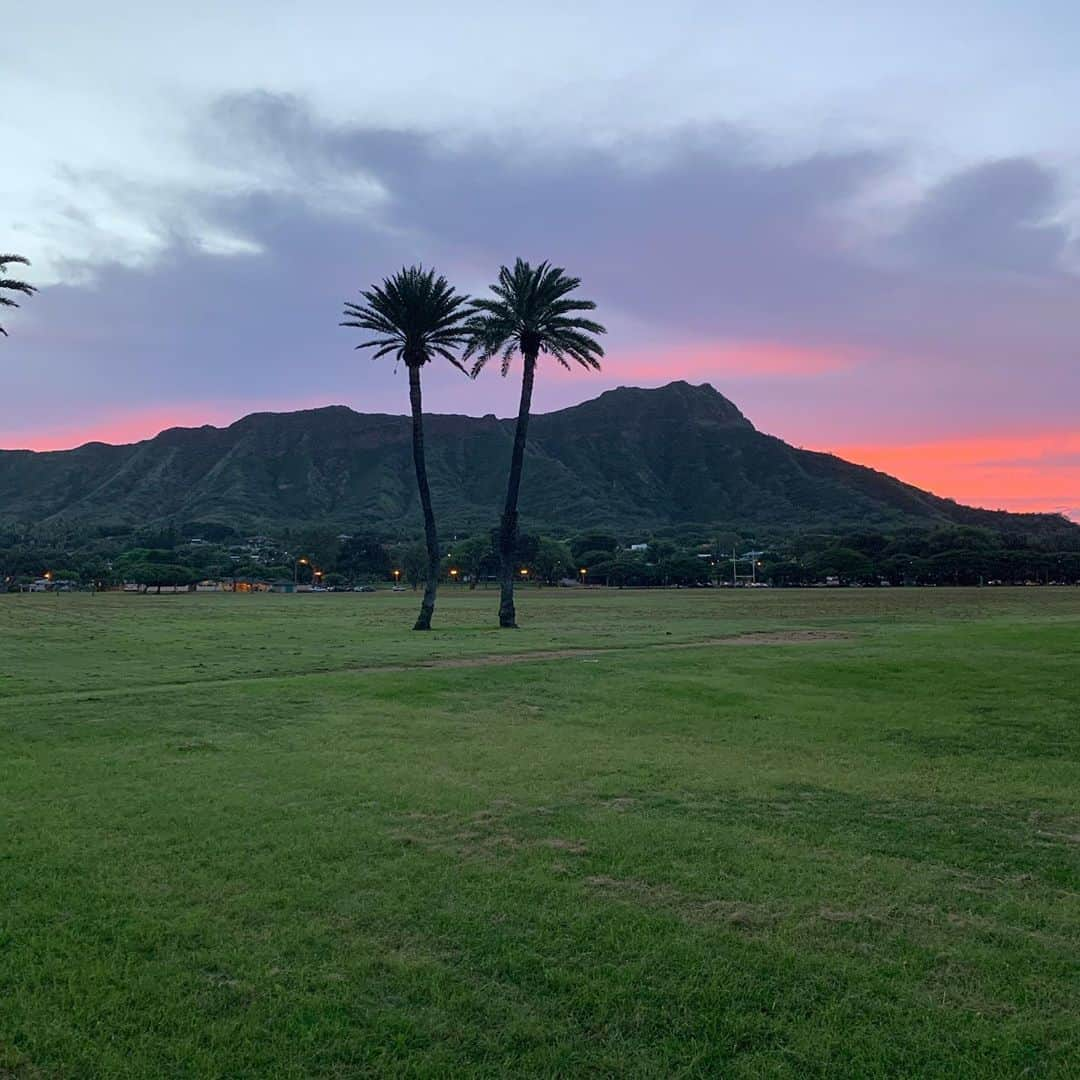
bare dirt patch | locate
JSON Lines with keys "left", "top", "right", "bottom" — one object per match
{"left": 712, "top": 629, "right": 847, "bottom": 646}
{"left": 600, "top": 797, "right": 639, "bottom": 812}
{"left": 584, "top": 875, "right": 776, "bottom": 930}
{"left": 540, "top": 837, "right": 590, "bottom": 855}
{"left": 396, "top": 799, "right": 593, "bottom": 862}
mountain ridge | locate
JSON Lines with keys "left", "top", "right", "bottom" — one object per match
{"left": 0, "top": 381, "right": 1074, "bottom": 538}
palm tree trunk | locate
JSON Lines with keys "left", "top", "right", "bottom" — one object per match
{"left": 497, "top": 352, "right": 537, "bottom": 628}
{"left": 408, "top": 363, "right": 440, "bottom": 631}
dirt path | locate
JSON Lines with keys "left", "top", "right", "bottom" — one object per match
{"left": 2, "top": 629, "right": 850, "bottom": 709}
{"left": 409, "top": 629, "right": 847, "bottom": 670}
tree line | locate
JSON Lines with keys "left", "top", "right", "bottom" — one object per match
{"left": 4, "top": 520, "right": 1080, "bottom": 592}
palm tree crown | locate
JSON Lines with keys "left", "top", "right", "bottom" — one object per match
{"left": 464, "top": 259, "right": 606, "bottom": 376}
{"left": 341, "top": 265, "right": 471, "bottom": 369}
{"left": 0, "top": 254, "right": 36, "bottom": 337}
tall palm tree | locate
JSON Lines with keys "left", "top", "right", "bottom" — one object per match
{"left": 341, "top": 266, "right": 470, "bottom": 630}
{"left": 465, "top": 259, "right": 605, "bottom": 628}
{"left": 0, "top": 255, "right": 35, "bottom": 337}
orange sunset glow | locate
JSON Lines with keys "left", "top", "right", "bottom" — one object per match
{"left": 0, "top": 400, "right": 323, "bottom": 454}
{"left": 820, "top": 430, "right": 1080, "bottom": 520}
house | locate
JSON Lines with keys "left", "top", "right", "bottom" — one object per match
{"left": 229, "top": 578, "right": 272, "bottom": 593}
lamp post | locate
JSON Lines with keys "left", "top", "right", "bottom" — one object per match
{"left": 294, "top": 556, "right": 308, "bottom": 587}
{"left": 520, "top": 568, "right": 529, "bottom": 586}
{"left": 450, "top": 568, "right": 459, "bottom": 586}
{"left": 579, "top": 567, "right": 587, "bottom": 587}
{"left": 392, "top": 568, "right": 401, "bottom": 586}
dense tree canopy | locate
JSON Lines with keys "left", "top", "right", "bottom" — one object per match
{"left": 2, "top": 518, "right": 1079, "bottom": 594}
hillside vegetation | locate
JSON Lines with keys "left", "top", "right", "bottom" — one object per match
{"left": 2, "top": 382, "right": 1075, "bottom": 541}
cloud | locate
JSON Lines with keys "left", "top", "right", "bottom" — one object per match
{"left": 897, "top": 158, "right": 1072, "bottom": 277}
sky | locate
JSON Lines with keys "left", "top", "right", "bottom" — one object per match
{"left": 3, "top": 2, "right": 1078, "bottom": 519}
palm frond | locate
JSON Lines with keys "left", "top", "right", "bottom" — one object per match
{"left": 0, "top": 254, "right": 35, "bottom": 337}
{"left": 0, "top": 279, "right": 36, "bottom": 296}
{"left": 340, "top": 265, "right": 471, "bottom": 372}
{"left": 464, "top": 257, "right": 606, "bottom": 378}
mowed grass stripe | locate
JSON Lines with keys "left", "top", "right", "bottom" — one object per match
{"left": 0, "top": 628, "right": 849, "bottom": 708}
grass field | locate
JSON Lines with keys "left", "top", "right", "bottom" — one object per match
{"left": 2, "top": 587, "right": 1079, "bottom": 1078}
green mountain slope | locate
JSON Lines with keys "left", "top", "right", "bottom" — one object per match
{"left": 0, "top": 381, "right": 1073, "bottom": 539}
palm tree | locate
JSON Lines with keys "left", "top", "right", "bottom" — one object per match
{"left": 0, "top": 255, "right": 35, "bottom": 337}
{"left": 465, "top": 259, "right": 606, "bottom": 628}
{"left": 341, "top": 266, "right": 470, "bottom": 630}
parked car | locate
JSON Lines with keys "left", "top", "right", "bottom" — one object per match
{"left": 391, "top": 585, "right": 406, "bottom": 593}
{"left": 354, "top": 584, "right": 376, "bottom": 593}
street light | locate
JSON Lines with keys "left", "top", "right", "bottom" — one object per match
{"left": 294, "top": 556, "right": 309, "bottom": 586}
{"left": 579, "top": 567, "right": 588, "bottom": 586}
{"left": 519, "top": 568, "right": 529, "bottom": 583}
{"left": 449, "top": 568, "right": 459, "bottom": 584}
{"left": 392, "top": 568, "right": 401, "bottom": 584}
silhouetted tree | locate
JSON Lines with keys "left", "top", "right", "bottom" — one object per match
{"left": 0, "top": 255, "right": 35, "bottom": 337}
{"left": 533, "top": 538, "right": 574, "bottom": 585}
{"left": 342, "top": 266, "right": 470, "bottom": 629}
{"left": 400, "top": 541, "right": 428, "bottom": 591}
{"left": 466, "top": 260, "right": 605, "bottom": 627}
{"left": 449, "top": 534, "right": 494, "bottom": 588}
{"left": 338, "top": 532, "right": 390, "bottom": 582}
{"left": 808, "top": 546, "right": 875, "bottom": 584}
{"left": 570, "top": 531, "right": 618, "bottom": 561}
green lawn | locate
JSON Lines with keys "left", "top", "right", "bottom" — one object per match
{"left": 2, "top": 588, "right": 1078, "bottom": 1077}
